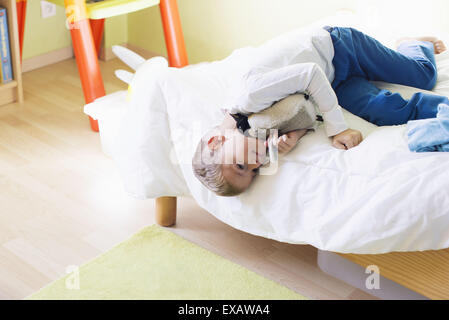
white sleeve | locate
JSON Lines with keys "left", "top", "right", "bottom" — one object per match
{"left": 229, "top": 63, "right": 348, "bottom": 137}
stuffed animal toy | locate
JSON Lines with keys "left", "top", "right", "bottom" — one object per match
{"left": 231, "top": 93, "right": 321, "bottom": 139}
{"left": 230, "top": 93, "right": 322, "bottom": 165}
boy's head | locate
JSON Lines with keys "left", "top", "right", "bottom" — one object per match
{"left": 192, "top": 126, "right": 267, "bottom": 197}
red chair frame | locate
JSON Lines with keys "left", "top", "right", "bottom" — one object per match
{"left": 18, "top": 0, "right": 188, "bottom": 131}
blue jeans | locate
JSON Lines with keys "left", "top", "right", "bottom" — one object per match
{"left": 325, "top": 26, "right": 449, "bottom": 126}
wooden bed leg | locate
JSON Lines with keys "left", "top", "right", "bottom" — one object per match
{"left": 155, "top": 197, "right": 177, "bottom": 227}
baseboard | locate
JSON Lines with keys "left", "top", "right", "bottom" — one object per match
{"left": 100, "top": 44, "right": 118, "bottom": 61}
{"left": 22, "top": 46, "right": 74, "bottom": 73}
{"left": 122, "top": 43, "right": 165, "bottom": 60}
{"left": 100, "top": 43, "right": 164, "bottom": 61}
{"left": 21, "top": 44, "right": 164, "bottom": 72}
{"left": 100, "top": 43, "right": 165, "bottom": 62}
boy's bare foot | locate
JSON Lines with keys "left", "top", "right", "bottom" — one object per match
{"left": 396, "top": 36, "right": 447, "bottom": 54}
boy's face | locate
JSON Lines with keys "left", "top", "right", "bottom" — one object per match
{"left": 208, "top": 129, "right": 267, "bottom": 191}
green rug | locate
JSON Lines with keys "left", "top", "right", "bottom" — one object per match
{"left": 27, "top": 225, "right": 307, "bottom": 300}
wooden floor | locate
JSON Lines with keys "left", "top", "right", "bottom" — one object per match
{"left": 0, "top": 58, "right": 376, "bottom": 300}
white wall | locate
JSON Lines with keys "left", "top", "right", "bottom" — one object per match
{"left": 354, "top": 0, "right": 449, "bottom": 36}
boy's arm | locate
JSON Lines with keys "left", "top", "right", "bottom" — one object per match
{"left": 229, "top": 63, "right": 348, "bottom": 137}
{"left": 266, "top": 129, "right": 309, "bottom": 155}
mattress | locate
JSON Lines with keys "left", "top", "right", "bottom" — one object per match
{"left": 85, "top": 12, "right": 449, "bottom": 254}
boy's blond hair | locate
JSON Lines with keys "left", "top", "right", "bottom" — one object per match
{"left": 192, "top": 129, "right": 244, "bottom": 197}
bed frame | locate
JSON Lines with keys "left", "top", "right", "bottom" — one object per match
{"left": 338, "top": 248, "right": 449, "bottom": 299}
{"left": 156, "top": 200, "right": 449, "bottom": 299}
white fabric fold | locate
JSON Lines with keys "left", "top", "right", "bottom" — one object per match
{"left": 229, "top": 62, "right": 348, "bottom": 137}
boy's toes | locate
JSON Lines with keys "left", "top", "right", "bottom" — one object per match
{"left": 398, "top": 36, "right": 447, "bottom": 54}
{"left": 434, "top": 40, "right": 447, "bottom": 54}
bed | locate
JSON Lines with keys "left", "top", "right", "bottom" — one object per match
{"left": 84, "top": 12, "right": 449, "bottom": 299}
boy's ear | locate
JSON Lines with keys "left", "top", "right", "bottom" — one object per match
{"left": 207, "top": 136, "right": 226, "bottom": 150}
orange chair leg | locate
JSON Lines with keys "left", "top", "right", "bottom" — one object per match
{"left": 16, "top": 0, "right": 27, "bottom": 62}
{"left": 89, "top": 18, "right": 105, "bottom": 57}
{"left": 69, "top": 20, "right": 104, "bottom": 132}
{"left": 159, "top": 0, "right": 188, "bottom": 68}
{"left": 65, "top": 0, "right": 104, "bottom": 132}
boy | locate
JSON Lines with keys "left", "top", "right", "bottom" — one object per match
{"left": 192, "top": 26, "right": 448, "bottom": 197}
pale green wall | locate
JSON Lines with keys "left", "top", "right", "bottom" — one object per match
{"left": 104, "top": 14, "right": 128, "bottom": 48}
{"left": 23, "top": 0, "right": 449, "bottom": 63}
{"left": 354, "top": 0, "right": 449, "bottom": 35}
{"left": 22, "top": 0, "right": 71, "bottom": 60}
{"left": 127, "top": 0, "right": 356, "bottom": 64}
{"left": 127, "top": 5, "right": 165, "bottom": 56}
{"left": 22, "top": 1, "right": 127, "bottom": 60}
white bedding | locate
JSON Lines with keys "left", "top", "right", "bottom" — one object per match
{"left": 86, "top": 12, "right": 449, "bottom": 254}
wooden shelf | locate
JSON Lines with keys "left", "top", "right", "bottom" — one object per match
{"left": 0, "top": 0, "right": 23, "bottom": 106}
{"left": 0, "top": 79, "right": 17, "bottom": 89}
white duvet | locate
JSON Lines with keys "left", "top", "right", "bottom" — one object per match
{"left": 86, "top": 13, "right": 449, "bottom": 254}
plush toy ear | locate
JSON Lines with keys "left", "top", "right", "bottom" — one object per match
{"left": 113, "top": 45, "right": 170, "bottom": 88}
{"left": 115, "top": 70, "right": 134, "bottom": 84}
{"left": 112, "top": 45, "right": 146, "bottom": 71}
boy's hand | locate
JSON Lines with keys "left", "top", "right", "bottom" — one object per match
{"left": 265, "top": 129, "right": 308, "bottom": 155}
{"left": 332, "top": 129, "right": 363, "bottom": 150}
